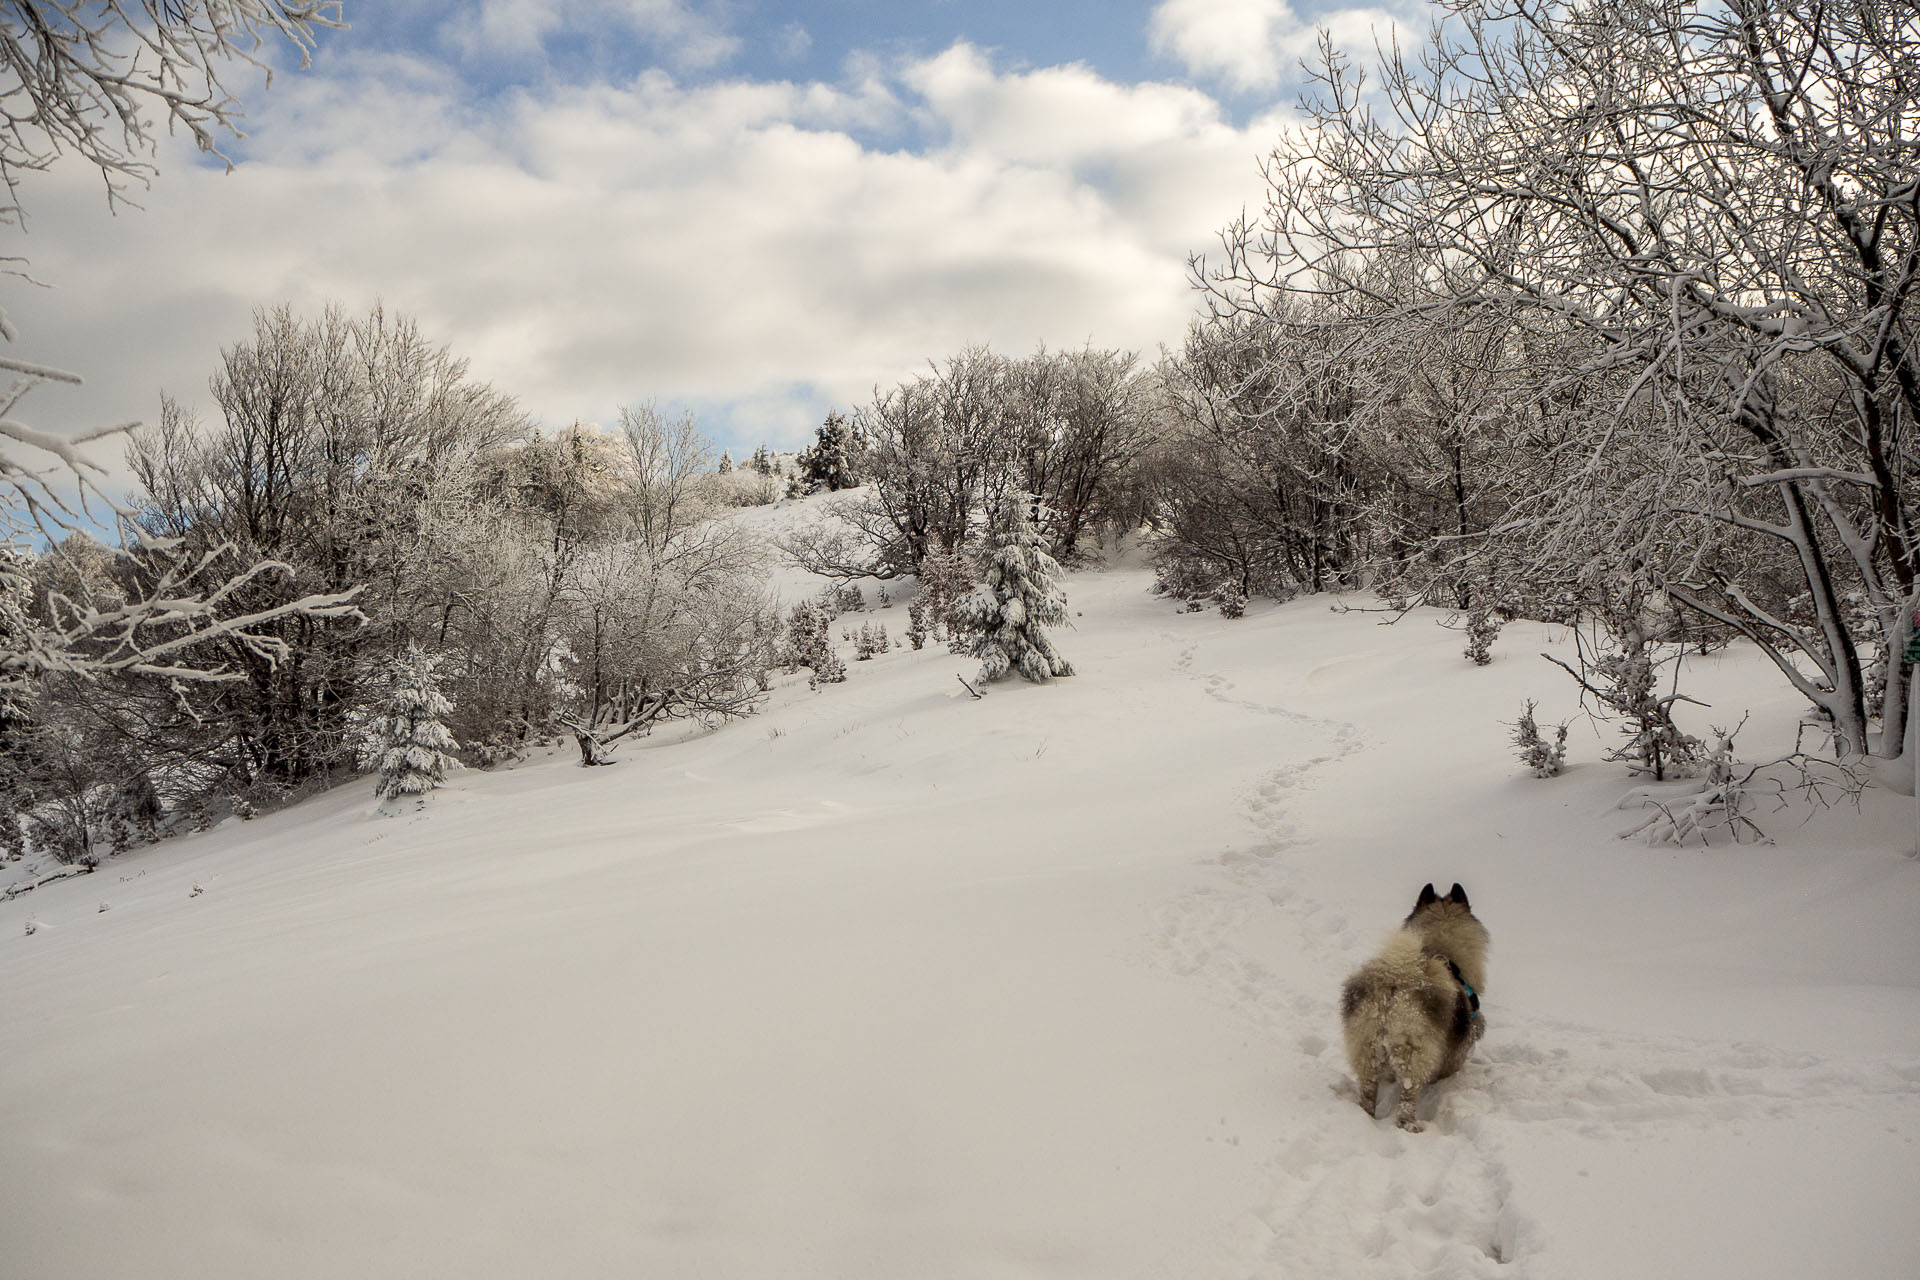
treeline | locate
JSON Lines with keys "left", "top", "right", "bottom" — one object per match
{"left": 4, "top": 304, "right": 778, "bottom": 859}
{"left": 780, "top": 345, "right": 1157, "bottom": 581}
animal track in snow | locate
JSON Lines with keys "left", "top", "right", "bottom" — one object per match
{"left": 1151, "top": 632, "right": 1920, "bottom": 1277}
{"left": 1149, "top": 638, "right": 1530, "bottom": 1277}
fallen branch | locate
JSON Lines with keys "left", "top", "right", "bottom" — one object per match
{"left": 3, "top": 863, "right": 95, "bottom": 901}
{"left": 561, "top": 670, "right": 765, "bottom": 765}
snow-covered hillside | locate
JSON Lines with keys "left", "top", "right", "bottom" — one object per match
{"left": 4, "top": 561, "right": 1918, "bottom": 1279}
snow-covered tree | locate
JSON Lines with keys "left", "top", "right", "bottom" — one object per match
{"left": 905, "top": 598, "right": 929, "bottom": 650}
{"left": 370, "top": 646, "right": 458, "bottom": 803}
{"left": 1463, "top": 608, "right": 1500, "bottom": 666}
{"left": 1, "top": 2, "right": 352, "bottom": 722}
{"left": 797, "top": 411, "right": 863, "bottom": 493}
{"left": 952, "top": 496, "right": 1075, "bottom": 685}
{"left": 1204, "top": 0, "right": 1920, "bottom": 768}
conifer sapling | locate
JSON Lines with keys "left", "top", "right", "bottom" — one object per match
{"left": 952, "top": 495, "right": 1075, "bottom": 684}
{"left": 371, "top": 646, "right": 460, "bottom": 803}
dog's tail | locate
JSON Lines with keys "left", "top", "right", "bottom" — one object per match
{"left": 1380, "top": 986, "right": 1441, "bottom": 1094}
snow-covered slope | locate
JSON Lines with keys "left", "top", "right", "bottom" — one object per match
{"left": 4, "top": 565, "right": 1918, "bottom": 1278}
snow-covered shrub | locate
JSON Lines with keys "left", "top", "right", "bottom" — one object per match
{"left": 833, "top": 581, "right": 866, "bottom": 614}
{"left": 1546, "top": 582, "right": 1702, "bottom": 781}
{"left": 1152, "top": 553, "right": 1226, "bottom": 611}
{"left": 784, "top": 602, "right": 832, "bottom": 673}
{"left": 469, "top": 736, "right": 523, "bottom": 770}
{"left": 951, "top": 497, "right": 1075, "bottom": 685}
{"left": 808, "top": 645, "right": 847, "bottom": 689}
{"left": 1463, "top": 608, "right": 1501, "bottom": 665}
{"left": 1512, "top": 700, "right": 1569, "bottom": 778}
{"left": 1589, "top": 642, "right": 1701, "bottom": 779}
{"left": 1215, "top": 587, "right": 1247, "bottom": 619}
{"left": 906, "top": 598, "right": 929, "bottom": 650}
{"left": 178, "top": 795, "right": 215, "bottom": 834}
{"left": 369, "top": 646, "right": 460, "bottom": 803}
{"left": 1617, "top": 721, "right": 1762, "bottom": 845}
{"left": 711, "top": 467, "right": 782, "bottom": 508}
{"left": 35, "top": 814, "right": 95, "bottom": 867}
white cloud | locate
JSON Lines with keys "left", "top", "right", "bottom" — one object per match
{"left": 1147, "top": 0, "right": 1406, "bottom": 94}
{"left": 10, "top": 44, "right": 1283, "bottom": 470}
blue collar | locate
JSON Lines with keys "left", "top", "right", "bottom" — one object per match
{"left": 1445, "top": 957, "right": 1482, "bottom": 1020}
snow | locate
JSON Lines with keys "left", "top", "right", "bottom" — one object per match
{"left": 4, "top": 548, "right": 1920, "bottom": 1278}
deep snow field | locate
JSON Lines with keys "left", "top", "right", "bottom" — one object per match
{"left": 5, "top": 519, "right": 1920, "bottom": 1278}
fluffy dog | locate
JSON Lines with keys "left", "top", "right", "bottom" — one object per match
{"left": 1340, "top": 883, "right": 1488, "bottom": 1131}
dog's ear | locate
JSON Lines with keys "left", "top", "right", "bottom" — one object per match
{"left": 1416, "top": 883, "right": 1439, "bottom": 908}
{"left": 1448, "top": 883, "right": 1470, "bottom": 907}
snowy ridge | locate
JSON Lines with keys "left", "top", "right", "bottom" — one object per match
{"left": 3, "top": 563, "right": 1918, "bottom": 1278}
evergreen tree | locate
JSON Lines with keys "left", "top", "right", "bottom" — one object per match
{"left": 951, "top": 496, "right": 1075, "bottom": 684}
{"left": 784, "top": 601, "right": 831, "bottom": 673}
{"left": 718, "top": 450, "right": 734, "bottom": 474}
{"left": 797, "top": 411, "right": 863, "bottom": 492}
{"left": 370, "top": 646, "right": 459, "bottom": 803}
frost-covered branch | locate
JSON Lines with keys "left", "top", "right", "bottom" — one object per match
{"left": 0, "top": 2, "right": 344, "bottom": 227}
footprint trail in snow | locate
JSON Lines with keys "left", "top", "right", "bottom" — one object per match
{"left": 1150, "top": 636, "right": 1920, "bottom": 1279}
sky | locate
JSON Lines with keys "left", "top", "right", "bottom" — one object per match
{"left": 9, "top": 1, "right": 1428, "bottom": 468}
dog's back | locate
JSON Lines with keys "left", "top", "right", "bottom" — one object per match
{"left": 1341, "top": 884, "right": 1487, "bottom": 1131}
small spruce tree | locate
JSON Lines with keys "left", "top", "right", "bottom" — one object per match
{"left": 951, "top": 495, "right": 1075, "bottom": 684}
{"left": 797, "top": 411, "right": 863, "bottom": 492}
{"left": 1463, "top": 607, "right": 1501, "bottom": 665}
{"left": 1512, "top": 700, "right": 1569, "bottom": 778}
{"left": 810, "top": 643, "right": 847, "bottom": 688}
{"left": 371, "top": 646, "right": 460, "bottom": 803}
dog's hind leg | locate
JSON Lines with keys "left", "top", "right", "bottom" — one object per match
{"left": 1394, "top": 1077, "right": 1424, "bottom": 1132}
{"left": 1356, "top": 1041, "right": 1387, "bottom": 1117}
{"left": 1385, "top": 1040, "right": 1426, "bottom": 1132}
